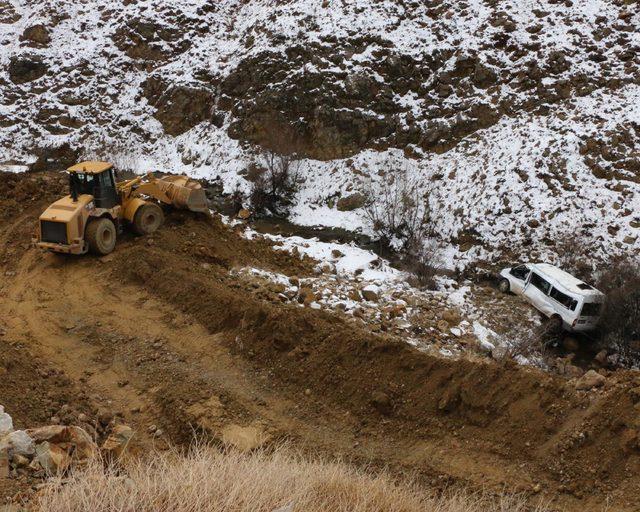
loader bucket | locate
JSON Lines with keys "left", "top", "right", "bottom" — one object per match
{"left": 155, "top": 175, "right": 209, "bottom": 214}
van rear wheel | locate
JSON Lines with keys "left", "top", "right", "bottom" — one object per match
{"left": 498, "top": 278, "right": 510, "bottom": 293}
{"left": 86, "top": 218, "right": 116, "bottom": 255}
{"left": 133, "top": 203, "right": 164, "bottom": 235}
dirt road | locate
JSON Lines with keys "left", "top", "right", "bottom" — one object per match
{"left": 1, "top": 171, "right": 640, "bottom": 511}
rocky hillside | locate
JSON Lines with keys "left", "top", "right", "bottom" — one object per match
{"left": 0, "top": 0, "right": 639, "bottom": 266}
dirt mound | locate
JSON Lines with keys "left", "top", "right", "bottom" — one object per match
{"left": 110, "top": 213, "right": 640, "bottom": 509}
{"left": 1, "top": 171, "right": 640, "bottom": 510}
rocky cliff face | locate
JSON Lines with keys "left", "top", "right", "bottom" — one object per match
{"left": 0, "top": 0, "right": 638, "bottom": 264}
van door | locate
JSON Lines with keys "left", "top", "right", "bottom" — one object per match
{"left": 523, "top": 272, "right": 555, "bottom": 317}
{"left": 508, "top": 265, "right": 530, "bottom": 294}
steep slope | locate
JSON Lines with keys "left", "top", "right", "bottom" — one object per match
{"left": 0, "top": 0, "right": 638, "bottom": 263}
{"left": 2, "top": 171, "right": 640, "bottom": 511}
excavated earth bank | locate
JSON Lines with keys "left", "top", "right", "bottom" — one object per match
{"left": 1, "top": 171, "right": 640, "bottom": 511}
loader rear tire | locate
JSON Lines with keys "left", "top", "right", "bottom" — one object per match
{"left": 86, "top": 218, "right": 116, "bottom": 255}
{"left": 132, "top": 203, "right": 164, "bottom": 235}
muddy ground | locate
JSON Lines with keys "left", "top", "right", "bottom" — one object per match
{"left": 1, "top": 171, "right": 640, "bottom": 511}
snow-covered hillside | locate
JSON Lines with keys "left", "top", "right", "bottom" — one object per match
{"left": 0, "top": 0, "right": 638, "bottom": 266}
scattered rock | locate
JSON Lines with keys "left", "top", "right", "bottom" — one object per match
{"left": 562, "top": 337, "right": 580, "bottom": 352}
{"left": 0, "top": 430, "right": 35, "bottom": 457}
{"left": 237, "top": 208, "right": 251, "bottom": 220}
{"left": 0, "top": 406, "right": 13, "bottom": 435}
{"left": 575, "top": 369, "right": 606, "bottom": 390}
{"left": 594, "top": 349, "right": 608, "bottom": 366}
{"left": 102, "top": 425, "right": 134, "bottom": 459}
{"left": 361, "top": 284, "right": 380, "bottom": 302}
{"left": 27, "top": 425, "right": 97, "bottom": 460}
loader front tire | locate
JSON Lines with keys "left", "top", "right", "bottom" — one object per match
{"left": 86, "top": 218, "right": 117, "bottom": 255}
{"left": 132, "top": 203, "right": 164, "bottom": 235}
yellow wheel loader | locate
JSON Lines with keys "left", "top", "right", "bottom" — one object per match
{"left": 34, "top": 161, "right": 208, "bottom": 256}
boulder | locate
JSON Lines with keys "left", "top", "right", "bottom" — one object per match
{"left": 0, "top": 430, "right": 34, "bottom": 457}
{"left": 8, "top": 55, "right": 47, "bottom": 84}
{"left": 337, "top": 193, "right": 366, "bottom": 211}
{"left": 575, "top": 369, "right": 606, "bottom": 390}
{"left": 102, "top": 425, "right": 134, "bottom": 459}
{"left": 27, "top": 425, "right": 97, "bottom": 460}
{"left": 20, "top": 24, "right": 50, "bottom": 46}
{"left": 0, "top": 406, "right": 13, "bottom": 436}
{"left": 361, "top": 284, "right": 380, "bottom": 302}
{"left": 35, "top": 441, "right": 71, "bottom": 474}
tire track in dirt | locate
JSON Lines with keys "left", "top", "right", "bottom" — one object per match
{"left": 2, "top": 171, "right": 640, "bottom": 511}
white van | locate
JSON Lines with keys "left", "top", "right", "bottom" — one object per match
{"left": 498, "top": 263, "right": 605, "bottom": 332}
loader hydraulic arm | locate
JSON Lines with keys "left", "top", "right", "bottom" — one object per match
{"left": 117, "top": 172, "right": 209, "bottom": 214}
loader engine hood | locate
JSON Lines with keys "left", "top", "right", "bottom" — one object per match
{"left": 39, "top": 194, "right": 94, "bottom": 223}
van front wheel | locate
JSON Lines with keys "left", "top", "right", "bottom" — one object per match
{"left": 498, "top": 278, "right": 510, "bottom": 293}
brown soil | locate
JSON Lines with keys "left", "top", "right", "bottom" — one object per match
{"left": 1, "top": 171, "right": 640, "bottom": 511}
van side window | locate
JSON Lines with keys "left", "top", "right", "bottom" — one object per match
{"left": 510, "top": 265, "right": 530, "bottom": 280}
{"left": 529, "top": 272, "right": 551, "bottom": 294}
{"left": 549, "top": 287, "right": 577, "bottom": 311}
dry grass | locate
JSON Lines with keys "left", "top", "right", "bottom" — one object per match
{"left": 35, "top": 445, "right": 549, "bottom": 512}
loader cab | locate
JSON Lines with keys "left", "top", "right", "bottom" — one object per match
{"left": 68, "top": 161, "right": 119, "bottom": 209}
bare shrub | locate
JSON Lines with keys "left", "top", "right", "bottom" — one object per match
{"left": 35, "top": 444, "right": 550, "bottom": 512}
{"left": 249, "top": 150, "right": 301, "bottom": 216}
{"left": 364, "top": 165, "right": 440, "bottom": 286}
{"left": 596, "top": 257, "right": 640, "bottom": 366}
{"left": 363, "top": 165, "right": 431, "bottom": 252}
{"left": 494, "top": 324, "right": 555, "bottom": 366}
{"left": 403, "top": 238, "right": 444, "bottom": 290}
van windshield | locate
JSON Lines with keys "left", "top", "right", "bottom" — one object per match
{"left": 581, "top": 302, "right": 602, "bottom": 317}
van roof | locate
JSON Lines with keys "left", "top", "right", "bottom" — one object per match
{"left": 528, "top": 263, "right": 604, "bottom": 299}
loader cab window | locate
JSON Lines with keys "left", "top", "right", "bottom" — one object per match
{"left": 92, "top": 169, "right": 118, "bottom": 209}
{"left": 70, "top": 172, "right": 97, "bottom": 197}
{"left": 69, "top": 170, "right": 118, "bottom": 208}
